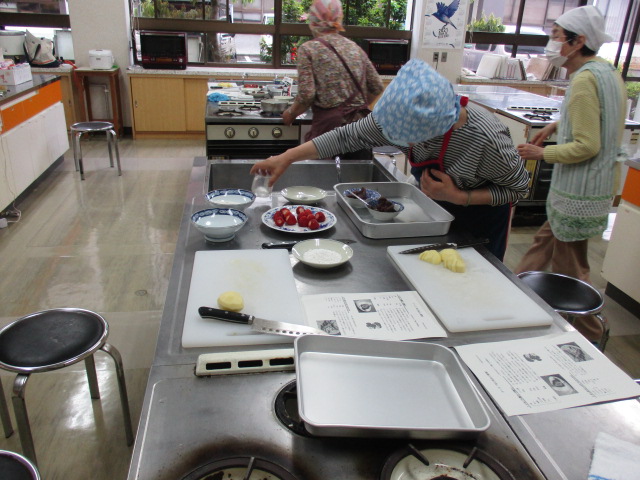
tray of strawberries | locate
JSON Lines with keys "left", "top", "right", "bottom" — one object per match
{"left": 261, "top": 205, "right": 336, "bottom": 234}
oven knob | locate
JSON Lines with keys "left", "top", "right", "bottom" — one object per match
{"left": 224, "top": 127, "right": 236, "bottom": 139}
{"left": 272, "top": 127, "right": 283, "bottom": 138}
{"left": 248, "top": 127, "right": 259, "bottom": 138}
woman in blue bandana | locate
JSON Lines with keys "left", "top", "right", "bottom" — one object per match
{"left": 251, "top": 59, "right": 529, "bottom": 260}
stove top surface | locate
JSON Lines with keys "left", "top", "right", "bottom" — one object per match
{"left": 130, "top": 367, "right": 546, "bottom": 480}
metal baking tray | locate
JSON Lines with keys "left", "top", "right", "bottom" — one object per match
{"left": 334, "top": 182, "right": 454, "bottom": 239}
{"left": 294, "top": 335, "right": 490, "bottom": 439}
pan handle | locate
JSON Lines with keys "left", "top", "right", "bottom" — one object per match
{"left": 198, "top": 306, "right": 252, "bottom": 324}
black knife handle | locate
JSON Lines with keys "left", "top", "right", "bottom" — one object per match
{"left": 261, "top": 241, "right": 297, "bottom": 250}
{"left": 198, "top": 307, "right": 251, "bottom": 324}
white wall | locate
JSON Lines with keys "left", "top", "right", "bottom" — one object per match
{"left": 68, "top": 0, "right": 133, "bottom": 127}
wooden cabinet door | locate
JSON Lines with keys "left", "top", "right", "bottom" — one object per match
{"left": 184, "top": 78, "right": 208, "bottom": 132}
{"left": 131, "top": 77, "right": 186, "bottom": 132}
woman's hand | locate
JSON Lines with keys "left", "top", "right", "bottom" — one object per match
{"left": 530, "top": 122, "right": 557, "bottom": 146}
{"left": 420, "top": 169, "right": 467, "bottom": 205}
{"left": 250, "top": 155, "right": 290, "bottom": 186}
{"left": 516, "top": 143, "right": 545, "bottom": 161}
{"left": 282, "top": 109, "right": 295, "bottom": 126}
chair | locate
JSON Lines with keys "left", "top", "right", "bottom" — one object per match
{"left": 0, "top": 449, "right": 41, "bottom": 479}
{"left": 517, "top": 271, "right": 610, "bottom": 351}
{"left": 70, "top": 121, "right": 122, "bottom": 180}
{"left": 0, "top": 308, "right": 134, "bottom": 466}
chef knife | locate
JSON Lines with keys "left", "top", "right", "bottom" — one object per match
{"left": 198, "top": 307, "right": 325, "bottom": 337}
{"left": 262, "top": 238, "right": 356, "bottom": 250}
{"left": 398, "top": 238, "right": 490, "bottom": 254}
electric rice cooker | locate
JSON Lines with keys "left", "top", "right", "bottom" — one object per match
{"left": 89, "top": 49, "right": 114, "bottom": 70}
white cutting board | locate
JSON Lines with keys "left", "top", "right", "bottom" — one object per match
{"left": 182, "top": 250, "right": 305, "bottom": 348}
{"left": 387, "top": 246, "right": 553, "bottom": 332}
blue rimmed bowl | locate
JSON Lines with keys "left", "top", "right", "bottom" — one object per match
{"left": 205, "top": 189, "right": 256, "bottom": 211}
{"left": 366, "top": 199, "right": 404, "bottom": 221}
{"left": 191, "top": 208, "right": 248, "bottom": 242}
{"left": 343, "top": 188, "right": 381, "bottom": 208}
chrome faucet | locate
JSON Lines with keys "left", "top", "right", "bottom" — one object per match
{"left": 335, "top": 156, "right": 342, "bottom": 184}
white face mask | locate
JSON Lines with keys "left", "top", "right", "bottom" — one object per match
{"left": 544, "top": 39, "right": 569, "bottom": 68}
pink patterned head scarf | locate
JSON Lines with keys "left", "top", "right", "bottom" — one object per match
{"left": 306, "top": 0, "right": 345, "bottom": 34}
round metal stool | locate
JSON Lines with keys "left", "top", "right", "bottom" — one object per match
{"left": 517, "top": 271, "right": 610, "bottom": 351}
{"left": 372, "top": 146, "right": 403, "bottom": 167}
{"left": 70, "top": 121, "right": 122, "bottom": 180}
{"left": 0, "top": 450, "right": 40, "bottom": 480}
{"left": 0, "top": 308, "right": 134, "bottom": 466}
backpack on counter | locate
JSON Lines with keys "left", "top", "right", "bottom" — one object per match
{"left": 23, "top": 30, "right": 60, "bottom": 68}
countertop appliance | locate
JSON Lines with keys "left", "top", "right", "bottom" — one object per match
{"left": 88, "top": 49, "right": 114, "bottom": 70}
{"left": 364, "top": 39, "right": 410, "bottom": 75}
{"left": 139, "top": 31, "right": 187, "bottom": 70}
{"left": 205, "top": 85, "right": 310, "bottom": 159}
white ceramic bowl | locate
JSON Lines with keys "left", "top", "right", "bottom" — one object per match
{"left": 343, "top": 188, "right": 381, "bottom": 208}
{"left": 292, "top": 239, "right": 353, "bottom": 269}
{"left": 205, "top": 189, "right": 256, "bottom": 210}
{"left": 366, "top": 199, "right": 404, "bottom": 221}
{"left": 191, "top": 208, "right": 248, "bottom": 242}
{"left": 281, "top": 186, "right": 327, "bottom": 205}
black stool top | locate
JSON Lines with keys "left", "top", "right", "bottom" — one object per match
{"left": 0, "top": 451, "right": 40, "bottom": 480}
{"left": 372, "top": 146, "right": 403, "bottom": 155}
{"left": 0, "top": 309, "right": 107, "bottom": 372}
{"left": 518, "top": 272, "right": 604, "bottom": 314}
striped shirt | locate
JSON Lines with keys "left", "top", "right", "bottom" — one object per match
{"left": 313, "top": 104, "right": 530, "bottom": 206}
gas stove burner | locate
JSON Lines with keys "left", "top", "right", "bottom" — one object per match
{"left": 261, "top": 111, "right": 282, "bottom": 118}
{"left": 274, "top": 380, "right": 311, "bottom": 436}
{"left": 380, "top": 445, "right": 515, "bottom": 480}
{"left": 217, "top": 111, "right": 243, "bottom": 117}
{"left": 181, "top": 456, "right": 299, "bottom": 480}
{"left": 523, "top": 112, "right": 552, "bottom": 121}
{"left": 239, "top": 105, "right": 261, "bottom": 112}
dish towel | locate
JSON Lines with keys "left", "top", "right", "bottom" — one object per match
{"left": 588, "top": 432, "right": 640, "bottom": 480}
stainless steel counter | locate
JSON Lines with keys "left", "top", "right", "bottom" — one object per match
{"left": 129, "top": 157, "right": 640, "bottom": 480}
{"left": 0, "top": 73, "right": 60, "bottom": 105}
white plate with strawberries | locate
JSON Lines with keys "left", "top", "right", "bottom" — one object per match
{"left": 261, "top": 205, "right": 336, "bottom": 233}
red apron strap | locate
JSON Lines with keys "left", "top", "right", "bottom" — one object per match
{"left": 408, "top": 126, "right": 454, "bottom": 170}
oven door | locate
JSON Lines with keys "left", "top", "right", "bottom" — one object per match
{"left": 207, "top": 140, "right": 299, "bottom": 159}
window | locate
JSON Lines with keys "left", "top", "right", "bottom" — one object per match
{"left": 130, "top": 0, "right": 412, "bottom": 68}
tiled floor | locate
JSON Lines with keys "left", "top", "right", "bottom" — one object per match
{"left": 0, "top": 137, "right": 638, "bottom": 479}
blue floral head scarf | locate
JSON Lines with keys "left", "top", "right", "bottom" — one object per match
{"left": 372, "top": 59, "right": 461, "bottom": 147}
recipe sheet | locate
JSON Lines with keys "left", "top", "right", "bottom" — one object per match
{"left": 455, "top": 331, "right": 640, "bottom": 416}
{"left": 301, "top": 291, "right": 447, "bottom": 340}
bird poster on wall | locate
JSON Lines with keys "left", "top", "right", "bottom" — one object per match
{"left": 422, "top": 0, "right": 470, "bottom": 49}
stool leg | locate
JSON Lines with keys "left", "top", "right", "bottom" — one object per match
{"left": 595, "top": 313, "right": 610, "bottom": 352}
{"left": 0, "top": 378, "right": 14, "bottom": 438}
{"left": 106, "top": 131, "right": 115, "bottom": 168}
{"left": 71, "top": 131, "right": 80, "bottom": 172}
{"left": 84, "top": 355, "right": 100, "bottom": 399}
{"left": 108, "top": 129, "right": 122, "bottom": 176}
{"left": 101, "top": 343, "right": 134, "bottom": 445}
{"left": 12, "top": 374, "right": 37, "bottom": 466}
{"left": 77, "top": 132, "right": 86, "bottom": 181}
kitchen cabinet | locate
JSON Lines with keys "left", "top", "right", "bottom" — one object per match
{"left": 184, "top": 78, "right": 208, "bottom": 132}
{"left": 602, "top": 160, "right": 640, "bottom": 312}
{"left": 0, "top": 102, "right": 69, "bottom": 211}
{"left": 130, "top": 76, "right": 186, "bottom": 134}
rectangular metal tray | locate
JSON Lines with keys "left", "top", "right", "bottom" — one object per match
{"left": 334, "top": 182, "right": 454, "bottom": 239}
{"left": 294, "top": 335, "right": 491, "bottom": 439}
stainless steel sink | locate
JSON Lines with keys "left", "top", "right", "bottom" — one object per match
{"left": 206, "top": 159, "right": 398, "bottom": 192}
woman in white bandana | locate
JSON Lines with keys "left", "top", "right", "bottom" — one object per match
{"left": 515, "top": 6, "right": 627, "bottom": 342}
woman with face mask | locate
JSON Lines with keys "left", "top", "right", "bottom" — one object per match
{"left": 515, "top": 6, "right": 627, "bottom": 344}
